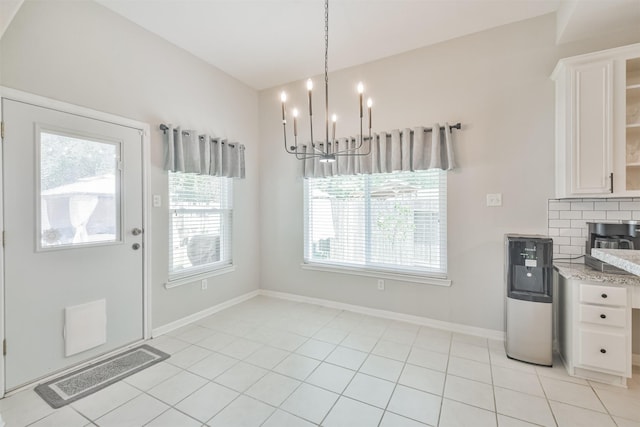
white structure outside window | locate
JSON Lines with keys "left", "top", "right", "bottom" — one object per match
{"left": 168, "top": 172, "right": 233, "bottom": 281}
{"left": 304, "top": 170, "right": 447, "bottom": 277}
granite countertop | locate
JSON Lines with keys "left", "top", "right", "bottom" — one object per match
{"left": 554, "top": 260, "right": 640, "bottom": 286}
{"left": 591, "top": 249, "right": 640, "bottom": 277}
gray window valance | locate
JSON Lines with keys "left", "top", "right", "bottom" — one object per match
{"left": 163, "top": 125, "right": 245, "bottom": 179}
{"left": 302, "top": 123, "right": 456, "bottom": 178}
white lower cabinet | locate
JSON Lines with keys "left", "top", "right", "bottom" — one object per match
{"left": 578, "top": 330, "right": 626, "bottom": 372}
{"left": 557, "top": 272, "right": 631, "bottom": 385}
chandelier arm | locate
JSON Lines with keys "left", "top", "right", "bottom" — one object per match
{"left": 359, "top": 102, "right": 363, "bottom": 151}
{"left": 333, "top": 134, "right": 373, "bottom": 156}
{"left": 282, "top": 123, "right": 297, "bottom": 154}
{"left": 309, "top": 143, "right": 326, "bottom": 155}
{"left": 334, "top": 154, "right": 369, "bottom": 158}
{"left": 309, "top": 114, "right": 315, "bottom": 150}
{"left": 283, "top": 134, "right": 302, "bottom": 155}
{"left": 294, "top": 147, "right": 316, "bottom": 160}
{"left": 333, "top": 145, "right": 372, "bottom": 156}
{"left": 294, "top": 152, "right": 332, "bottom": 160}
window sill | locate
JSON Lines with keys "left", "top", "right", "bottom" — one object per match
{"left": 299, "top": 263, "right": 451, "bottom": 287}
{"left": 165, "top": 265, "right": 236, "bottom": 289}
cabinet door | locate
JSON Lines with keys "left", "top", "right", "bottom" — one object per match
{"left": 579, "top": 305, "right": 626, "bottom": 327}
{"left": 569, "top": 60, "right": 613, "bottom": 195}
{"left": 578, "top": 329, "right": 626, "bottom": 374}
{"left": 619, "top": 56, "right": 640, "bottom": 193}
{"left": 579, "top": 283, "right": 627, "bottom": 306}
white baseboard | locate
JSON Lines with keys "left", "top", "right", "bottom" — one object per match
{"left": 259, "top": 289, "right": 505, "bottom": 341}
{"left": 151, "top": 287, "right": 504, "bottom": 343}
{"left": 633, "top": 353, "right": 640, "bottom": 367}
{"left": 151, "top": 290, "right": 260, "bottom": 337}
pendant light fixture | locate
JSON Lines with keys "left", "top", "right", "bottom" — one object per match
{"left": 279, "top": 0, "right": 372, "bottom": 163}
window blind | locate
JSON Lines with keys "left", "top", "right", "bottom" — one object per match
{"left": 304, "top": 170, "right": 447, "bottom": 276}
{"left": 169, "top": 172, "right": 233, "bottom": 280}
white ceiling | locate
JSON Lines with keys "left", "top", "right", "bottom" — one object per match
{"left": 96, "top": 0, "right": 565, "bottom": 90}
{"left": 4, "top": 1, "right": 639, "bottom": 90}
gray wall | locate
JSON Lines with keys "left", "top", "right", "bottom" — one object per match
{"left": 258, "top": 14, "right": 640, "bottom": 332}
{"left": 2, "top": 2, "right": 640, "bottom": 335}
{"left": 0, "top": 0, "right": 261, "bottom": 328}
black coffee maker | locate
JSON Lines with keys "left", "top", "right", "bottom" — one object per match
{"left": 585, "top": 222, "right": 640, "bottom": 273}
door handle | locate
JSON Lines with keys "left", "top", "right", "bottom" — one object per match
{"left": 132, "top": 243, "right": 141, "bottom": 250}
{"left": 132, "top": 228, "right": 143, "bottom": 236}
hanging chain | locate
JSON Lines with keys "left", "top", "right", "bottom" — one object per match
{"left": 324, "top": 0, "right": 329, "bottom": 89}
{"left": 324, "top": 0, "right": 330, "bottom": 147}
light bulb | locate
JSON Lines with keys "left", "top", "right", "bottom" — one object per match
{"left": 357, "top": 82, "right": 364, "bottom": 94}
{"left": 331, "top": 114, "right": 337, "bottom": 141}
{"left": 307, "top": 79, "right": 313, "bottom": 91}
{"left": 367, "top": 98, "right": 373, "bottom": 108}
{"left": 293, "top": 108, "right": 299, "bottom": 117}
{"left": 280, "top": 92, "right": 287, "bottom": 102}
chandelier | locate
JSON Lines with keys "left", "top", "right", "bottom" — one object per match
{"left": 279, "top": 0, "right": 372, "bottom": 163}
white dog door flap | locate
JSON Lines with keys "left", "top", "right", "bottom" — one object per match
{"left": 64, "top": 299, "right": 107, "bottom": 357}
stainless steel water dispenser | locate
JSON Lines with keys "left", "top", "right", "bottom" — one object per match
{"left": 505, "top": 234, "right": 553, "bottom": 366}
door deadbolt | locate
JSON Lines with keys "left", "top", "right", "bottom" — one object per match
{"left": 132, "top": 228, "right": 143, "bottom": 236}
{"left": 132, "top": 243, "right": 141, "bottom": 250}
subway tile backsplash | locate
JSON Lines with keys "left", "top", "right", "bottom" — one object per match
{"left": 548, "top": 198, "right": 640, "bottom": 258}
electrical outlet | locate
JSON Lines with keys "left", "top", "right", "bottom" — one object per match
{"left": 152, "top": 194, "right": 162, "bottom": 208}
{"left": 486, "top": 193, "right": 502, "bottom": 207}
{"left": 201, "top": 279, "right": 208, "bottom": 290}
{"left": 377, "top": 279, "right": 385, "bottom": 291}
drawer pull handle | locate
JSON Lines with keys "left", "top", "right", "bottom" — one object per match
{"left": 601, "top": 293, "right": 608, "bottom": 299}
{"left": 600, "top": 348, "right": 607, "bottom": 354}
{"left": 600, "top": 314, "right": 607, "bottom": 319}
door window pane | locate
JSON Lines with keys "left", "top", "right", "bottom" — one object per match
{"left": 39, "top": 131, "right": 120, "bottom": 248}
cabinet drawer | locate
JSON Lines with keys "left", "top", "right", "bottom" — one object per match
{"left": 578, "top": 330, "right": 627, "bottom": 373}
{"left": 579, "top": 284, "right": 627, "bottom": 306}
{"left": 579, "top": 305, "right": 626, "bottom": 327}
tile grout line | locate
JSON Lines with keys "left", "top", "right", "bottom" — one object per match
{"left": 434, "top": 333, "right": 453, "bottom": 427}
{"left": 316, "top": 310, "right": 390, "bottom": 426}
{"left": 487, "top": 343, "right": 499, "bottom": 427}
{"left": 20, "top": 296, "right": 640, "bottom": 427}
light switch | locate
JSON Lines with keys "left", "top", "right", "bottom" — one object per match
{"left": 486, "top": 193, "right": 502, "bottom": 207}
{"left": 152, "top": 194, "right": 162, "bottom": 208}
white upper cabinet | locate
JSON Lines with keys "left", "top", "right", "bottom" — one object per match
{"left": 553, "top": 43, "right": 640, "bottom": 198}
{"left": 624, "top": 57, "right": 640, "bottom": 191}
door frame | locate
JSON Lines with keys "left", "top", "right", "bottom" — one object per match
{"left": 0, "top": 86, "right": 152, "bottom": 397}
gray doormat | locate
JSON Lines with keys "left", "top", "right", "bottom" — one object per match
{"left": 34, "top": 344, "right": 169, "bottom": 409}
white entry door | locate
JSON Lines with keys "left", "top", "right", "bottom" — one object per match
{"left": 2, "top": 98, "right": 145, "bottom": 391}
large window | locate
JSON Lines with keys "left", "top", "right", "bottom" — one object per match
{"left": 169, "top": 172, "right": 233, "bottom": 280}
{"left": 304, "top": 170, "right": 447, "bottom": 277}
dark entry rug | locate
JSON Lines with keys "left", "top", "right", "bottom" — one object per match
{"left": 35, "top": 344, "right": 169, "bottom": 408}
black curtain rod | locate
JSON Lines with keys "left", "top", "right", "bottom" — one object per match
{"left": 160, "top": 123, "right": 461, "bottom": 135}
{"left": 159, "top": 124, "right": 243, "bottom": 148}
{"left": 433, "top": 123, "right": 461, "bottom": 132}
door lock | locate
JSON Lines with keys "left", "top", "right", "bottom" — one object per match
{"left": 132, "top": 243, "right": 141, "bottom": 250}
{"left": 132, "top": 228, "right": 143, "bottom": 236}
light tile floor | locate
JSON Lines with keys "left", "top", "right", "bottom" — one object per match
{"left": 2, "top": 295, "right": 640, "bottom": 426}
